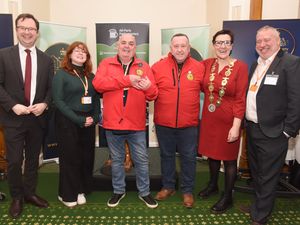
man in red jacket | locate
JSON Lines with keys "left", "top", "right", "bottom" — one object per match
{"left": 93, "top": 33, "right": 158, "bottom": 208}
{"left": 152, "top": 33, "right": 204, "bottom": 208}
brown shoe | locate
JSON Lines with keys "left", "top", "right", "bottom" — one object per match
{"left": 182, "top": 193, "right": 194, "bottom": 208}
{"left": 9, "top": 199, "right": 23, "bottom": 219}
{"left": 239, "top": 204, "right": 251, "bottom": 214}
{"left": 251, "top": 222, "right": 263, "bottom": 225}
{"left": 155, "top": 189, "right": 176, "bottom": 200}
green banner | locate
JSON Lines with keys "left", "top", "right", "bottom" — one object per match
{"left": 161, "top": 26, "right": 210, "bottom": 122}
{"left": 36, "top": 22, "right": 86, "bottom": 162}
{"left": 95, "top": 23, "right": 149, "bottom": 65}
{"left": 36, "top": 22, "right": 86, "bottom": 74}
{"left": 95, "top": 23, "right": 150, "bottom": 147}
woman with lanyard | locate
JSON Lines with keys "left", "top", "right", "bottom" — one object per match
{"left": 52, "top": 41, "right": 100, "bottom": 207}
{"left": 197, "top": 30, "right": 248, "bottom": 213}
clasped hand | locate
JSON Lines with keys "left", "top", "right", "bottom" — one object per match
{"left": 129, "top": 75, "right": 151, "bottom": 90}
{"left": 84, "top": 116, "right": 94, "bottom": 127}
{"left": 12, "top": 103, "right": 47, "bottom": 116}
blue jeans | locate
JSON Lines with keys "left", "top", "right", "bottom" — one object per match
{"left": 105, "top": 130, "right": 150, "bottom": 196}
{"left": 155, "top": 125, "right": 197, "bottom": 194}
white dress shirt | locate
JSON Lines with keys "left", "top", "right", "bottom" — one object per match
{"left": 245, "top": 50, "right": 278, "bottom": 123}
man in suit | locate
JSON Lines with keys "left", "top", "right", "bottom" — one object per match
{"left": 0, "top": 13, "right": 53, "bottom": 218}
{"left": 245, "top": 25, "right": 300, "bottom": 225}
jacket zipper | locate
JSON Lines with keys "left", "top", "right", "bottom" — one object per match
{"left": 175, "top": 67, "right": 182, "bottom": 128}
{"left": 172, "top": 69, "right": 176, "bottom": 86}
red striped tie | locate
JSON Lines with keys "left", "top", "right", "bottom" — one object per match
{"left": 24, "top": 49, "right": 31, "bottom": 106}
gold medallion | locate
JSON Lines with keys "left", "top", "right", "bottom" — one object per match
{"left": 221, "top": 79, "right": 228, "bottom": 86}
{"left": 225, "top": 69, "right": 231, "bottom": 76}
{"left": 187, "top": 71, "right": 194, "bottom": 80}
{"left": 136, "top": 69, "right": 143, "bottom": 76}
{"left": 208, "top": 103, "right": 216, "bottom": 112}
{"left": 219, "top": 89, "right": 225, "bottom": 97}
{"left": 207, "top": 59, "right": 235, "bottom": 110}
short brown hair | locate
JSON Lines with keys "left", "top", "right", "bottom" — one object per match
{"left": 15, "top": 13, "right": 39, "bottom": 31}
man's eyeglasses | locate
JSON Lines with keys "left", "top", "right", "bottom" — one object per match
{"left": 214, "top": 40, "right": 232, "bottom": 47}
{"left": 17, "top": 26, "right": 37, "bottom": 32}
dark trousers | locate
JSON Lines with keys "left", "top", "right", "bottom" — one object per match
{"left": 155, "top": 125, "right": 197, "bottom": 194}
{"left": 55, "top": 111, "right": 95, "bottom": 202}
{"left": 4, "top": 115, "right": 44, "bottom": 199}
{"left": 246, "top": 122, "right": 288, "bottom": 224}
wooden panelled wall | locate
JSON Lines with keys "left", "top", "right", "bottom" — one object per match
{"left": 250, "top": 0, "right": 263, "bottom": 20}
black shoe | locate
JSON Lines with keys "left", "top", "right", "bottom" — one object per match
{"left": 139, "top": 194, "right": 158, "bottom": 208}
{"left": 198, "top": 185, "right": 219, "bottom": 198}
{"left": 211, "top": 195, "right": 233, "bottom": 214}
{"left": 24, "top": 195, "right": 49, "bottom": 208}
{"left": 107, "top": 193, "right": 126, "bottom": 207}
{"left": 9, "top": 199, "right": 23, "bottom": 219}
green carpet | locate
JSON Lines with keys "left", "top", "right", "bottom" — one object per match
{"left": 0, "top": 162, "right": 300, "bottom": 225}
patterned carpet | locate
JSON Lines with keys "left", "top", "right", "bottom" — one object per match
{"left": 0, "top": 196, "right": 300, "bottom": 224}
{"left": 0, "top": 160, "right": 300, "bottom": 225}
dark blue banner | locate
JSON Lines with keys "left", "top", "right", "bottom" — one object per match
{"left": 223, "top": 19, "right": 300, "bottom": 67}
{"left": 0, "top": 14, "right": 13, "bottom": 49}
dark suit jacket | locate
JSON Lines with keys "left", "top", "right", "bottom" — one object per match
{"left": 249, "top": 49, "right": 300, "bottom": 138}
{"left": 0, "top": 44, "right": 54, "bottom": 128}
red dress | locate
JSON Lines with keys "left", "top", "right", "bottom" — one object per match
{"left": 198, "top": 58, "right": 248, "bottom": 160}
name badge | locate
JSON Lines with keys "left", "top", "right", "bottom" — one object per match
{"left": 81, "top": 96, "right": 92, "bottom": 104}
{"left": 264, "top": 74, "right": 279, "bottom": 85}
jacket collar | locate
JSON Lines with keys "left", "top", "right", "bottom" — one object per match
{"left": 111, "top": 54, "right": 143, "bottom": 66}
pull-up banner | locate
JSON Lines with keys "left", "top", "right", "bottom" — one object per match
{"left": 0, "top": 14, "right": 13, "bottom": 49}
{"left": 36, "top": 22, "right": 86, "bottom": 163}
{"left": 95, "top": 23, "right": 150, "bottom": 147}
{"left": 223, "top": 19, "right": 300, "bottom": 67}
{"left": 95, "top": 23, "right": 149, "bottom": 65}
{"left": 223, "top": 19, "right": 300, "bottom": 163}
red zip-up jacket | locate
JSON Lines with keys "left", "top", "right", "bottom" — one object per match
{"left": 93, "top": 55, "right": 158, "bottom": 131}
{"left": 152, "top": 53, "right": 204, "bottom": 128}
